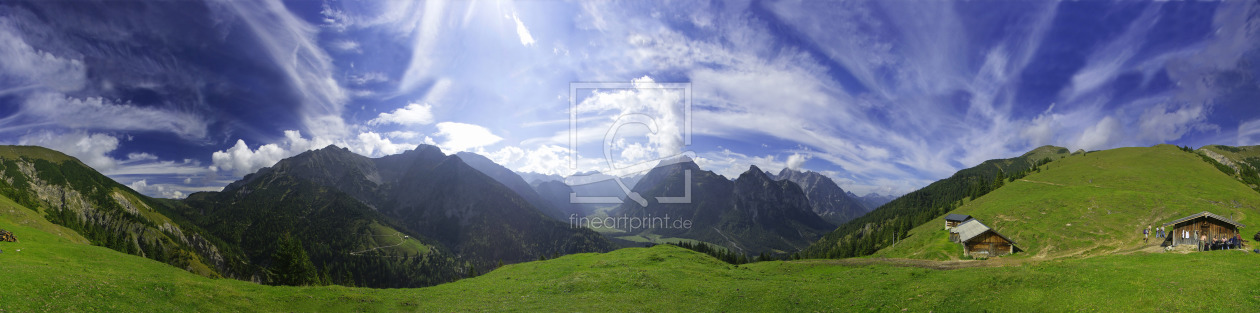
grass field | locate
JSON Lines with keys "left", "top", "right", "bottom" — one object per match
{"left": 876, "top": 145, "right": 1260, "bottom": 261}
{"left": 5, "top": 190, "right": 1260, "bottom": 312}
{"left": 5, "top": 144, "right": 1260, "bottom": 311}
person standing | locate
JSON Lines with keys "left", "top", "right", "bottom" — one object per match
{"left": 1144, "top": 227, "right": 1149, "bottom": 243}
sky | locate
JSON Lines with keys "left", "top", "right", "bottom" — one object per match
{"left": 1, "top": 0, "right": 1258, "bottom": 199}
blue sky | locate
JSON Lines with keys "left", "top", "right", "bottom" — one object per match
{"left": 1, "top": 0, "right": 1258, "bottom": 198}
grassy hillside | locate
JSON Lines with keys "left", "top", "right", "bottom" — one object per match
{"left": 1198, "top": 144, "right": 1260, "bottom": 192}
{"left": 802, "top": 145, "right": 1071, "bottom": 258}
{"left": 0, "top": 145, "right": 235, "bottom": 278}
{"left": 5, "top": 190, "right": 1260, "bottom": 312}
{"left": 875, "top": 145, "right": 1260, "bottom": 260}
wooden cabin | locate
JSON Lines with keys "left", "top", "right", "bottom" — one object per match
{"left": 953, "top": 219, "right": 1019, "bottom": 257}
{"left": 945, "top": 214, "right": 972, "bottom": 230}
{"left": 1163, "top": 211, "right": 1244, "bottom": 247}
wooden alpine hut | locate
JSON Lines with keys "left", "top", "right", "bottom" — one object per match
{"left": 953, "top": 219, "right": 1019, "bottom": 257}
{"left": 1163, "top": 211, "right": 1244, "bottom": 247}
{"left": 944, "top": 214, "right": 972, "bottom": 230}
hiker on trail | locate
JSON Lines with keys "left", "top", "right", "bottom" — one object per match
{"left": 1143, "top": 227, "right": 1149, "bottom": 243}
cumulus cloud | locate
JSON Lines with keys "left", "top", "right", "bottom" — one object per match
{"left": 575, "top": 76, "right": 687, "bottom": 158}
{"left": 1074, "top": 116, "right": 1122, "bottom": 151}
{"left": 18, "top": 131, "right": 121, "bottom": 170}
{"left": 786, "top": 153, "right": 809, "bottom": 170}
{"left": 127, "top": 179, "right": 186, "bottom": 199}
{"left": 16, "top": 131, "right": 214, "bottom": 199}
{"left": 486, "top": 144, "right": 577, "bottom": 176}
{"left": 1137, "top": 103, "right": 1213, "bottom": 143}
{"left": 368, "top": 103, "right": 434, "bottom": 126}
{"left": 210, "top": 139, "right": 290, "bottom": 177}
{"left": 434, "top": 122, "right": 503, "bottom": 152}
{"left": 208, "top": 130, "right": 419, "bottom": 177}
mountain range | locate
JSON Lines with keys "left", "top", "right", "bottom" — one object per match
{"left": 0, "top": 142, "right": 897, "bottom": 288}
{"left": 608, "top": 159, "right": 834, "bottom": 255}
{"left": 772, "top": 168, "right": 869, "bottom": 225}
{"left": 0, "top": 145, "right": 616, "bottom": 288}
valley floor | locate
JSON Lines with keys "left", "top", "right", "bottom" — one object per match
{"left": 3, "top": 211, "right": 1258, "bottom": 312}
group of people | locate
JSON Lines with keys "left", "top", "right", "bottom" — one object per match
{"left": 1144, "top": 225, "right": 1169, "bottom": 243}
{"left": 1200, "top": 234, "right": 1243, "bottom": 251}
{"left": 1143, "top": 225, "right": 1245, "bottom": 251}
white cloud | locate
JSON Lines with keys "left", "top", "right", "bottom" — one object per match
{"left": 385, "top": 131, "right": 420, "bottom": 139}
{"left": 1074, "top": 116, "right": 1122, "bottom": 151}
{"left": 320, "top": 3, "right": 353, "bottom": 32}
{"left": 512, "top": 12, "right": 536, "bottom": 47}
{"left": 126, "top": 179, "right": 214, "bottom": 199}
{"left": 329, "top": 40, "right": 362, "bottom": 53}
{"left": 1137, "top": 103, "right": 1212, "bottom": 143}
{"left": 350, "top": 132, "right": 416, "bottom": 157}
{"left": 368, "top": 103, "right": 435, "bottom": 126}
{"left": 485, "top": 144, "right": 579, "bottom": 176}
{"left": 208, "top": 130, "right": 421, "bottom": 177}
{"left": 16, "top": 131, "right": 214, "bottom": 199}
{"left": 18, "top": 131, "right": 120, "bottom": 170}
{"left": 1240, "top": 120, "right": 1260, "bottom": 146}
{"left": 434, "top": 122, "right": 502, "bottom": 152}
{"left": 693, "top": 149, "right": 786, "bottom": 180}
{"left": 786, "top": 153, "right": 809, "bottom": 170}
{"left": 575, "top": 76, "right": 687, "bottom": 158}
{"left": 395, "top": 0, "right": 449, "bottom": 95}
{"left": 211, "top": 0, "right": 349, "bottom": 139}
{"left": 348, "top": 72, "right": 388, "bottom": 85}
{"left": 210, "top": 139, "right": 289, "bottom": 177}
{"left": 127, "top": 179, "right": 183, "bottom": 199}
{"left": 0, "top": 18, "right": 86, "bottom": 92}
{"left": 19, "top": 92, "right": 208, "bottom": 139}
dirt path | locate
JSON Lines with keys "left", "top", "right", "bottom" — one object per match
{"left": 1018, "top": 179, "right": 1065, "bottom": 186}
{"left": 806, "top": 257, "right": 1005, "bottom": 270}
{"left": 350, "top": 233, "right": 408, "bottom": 255}
{"left": 711, "top": 227, "right": 745, "bottom": 255}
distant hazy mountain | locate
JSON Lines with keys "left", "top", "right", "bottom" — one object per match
{"left": 522, "top": 170, "right": 648, "bottom": 216}
{"left": 773, "top": 168, "right": 868, "bottom": 225}
{"left": 455, "top": 152, "right": 569, "bottom": 220}
{"left": 517, "top": 172, "right": 564, "bottom": 185}
{"left": 531, "top": 180, "right": 584, "bottom": 218}
{"left": 856, "top": 193, "right": 896, "bottom": 211}
{"left": 612, "top": 160, "right": 833, "bottom": 255}
{"left": 566, "top": 171, "right": 646, "bottom": 201}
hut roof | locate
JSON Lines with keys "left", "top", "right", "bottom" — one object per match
{"left": 1161, "top": 211, "right": 1245, "bottom": 228}
{"left": 944, "top": 214, "right": 972, "bottom": 222}
{"left": 954, "top": 219, "right": 1018, "bottom": 246}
